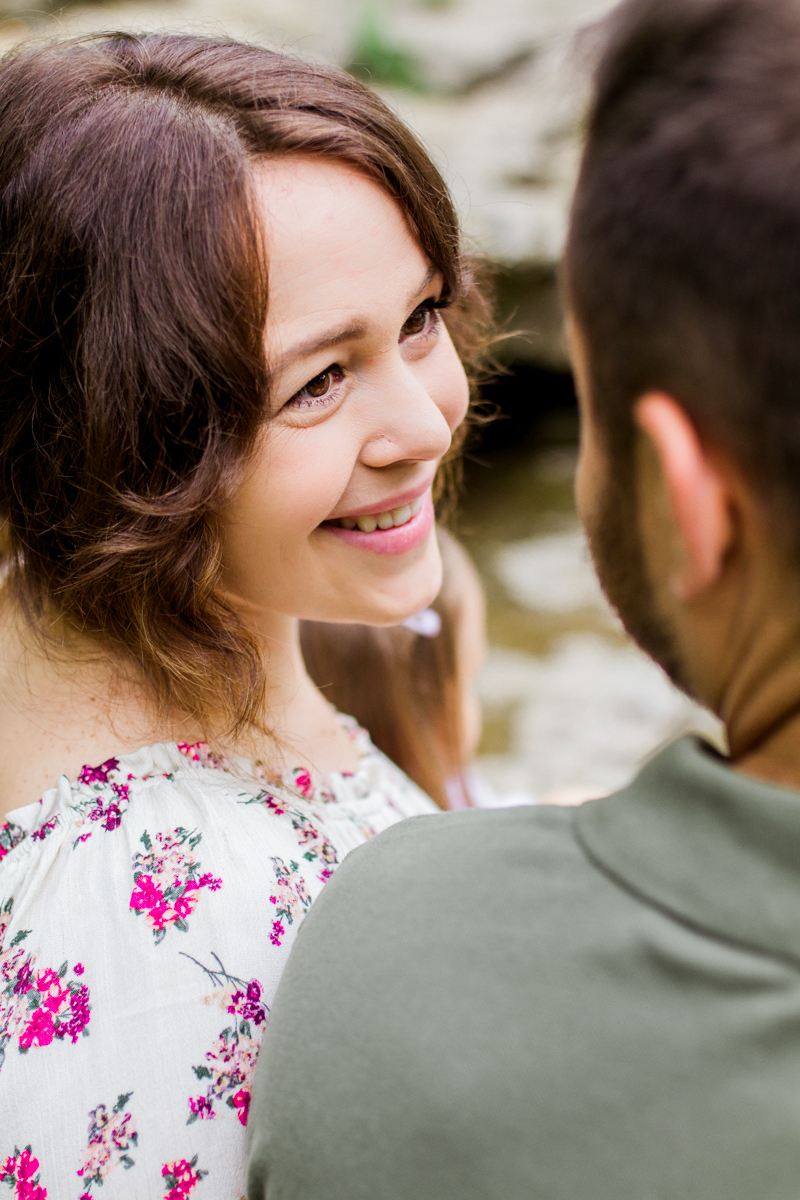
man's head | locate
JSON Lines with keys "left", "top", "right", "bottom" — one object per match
{"left": 565, "top": 0, "right": 800, "bottom": 744}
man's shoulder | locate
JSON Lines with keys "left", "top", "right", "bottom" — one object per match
{"left": 323, "top": 801, "right": 593, "bottom": 909}
{"left": 250, "top": 744, "right": 800, "bottom": 1200}
{"left": 294, "top": 799, "right": 635, "bottom": 972}
{"left": 347, "top": 800, "right": 581, "bottom": 872}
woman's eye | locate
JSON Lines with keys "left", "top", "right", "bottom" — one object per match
{"left": 286, "top": 366, "right": 344, "bottom": 409}
{"left": 305, "top": 371, "right": 334, "bottom": 398}
{"left": 400, "top": 299, "right": 441, "bottom": 340}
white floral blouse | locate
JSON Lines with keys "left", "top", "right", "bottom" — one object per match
{"left": 0, "top": 718, "right": 436, "bottom": 1200}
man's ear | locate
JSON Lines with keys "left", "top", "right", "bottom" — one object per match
{"left": 635, "top": 393, "right": 734, "bottom": 600}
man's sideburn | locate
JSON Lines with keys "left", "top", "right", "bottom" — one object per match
{"left": 584, "top": 425, "right": 690, "bottom": 695}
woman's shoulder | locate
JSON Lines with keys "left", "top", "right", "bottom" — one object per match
{"left": 0, "top": 730, "right": 438, "bottom": 973}
{"left": 0, "top": 729, "right": 436, "bottom": 885}
{"left": 0, "top": 740, "right": 255, "bottom": 871}
{"left": 0, "top": 741, "right": 334, "bottom": 1192}
{"left": 0, "top": 734, "right": 438, "bottom": 1193}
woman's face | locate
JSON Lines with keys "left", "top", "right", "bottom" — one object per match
{"left": 221, "top": 157, "right": 469, "bottom": 627}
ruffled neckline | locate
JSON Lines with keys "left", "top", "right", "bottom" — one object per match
{"left": 1, "top": 713, "right": 377, "bottom": 845}
{"left": 171, "top": 712, "right": 374, "bottom": 803}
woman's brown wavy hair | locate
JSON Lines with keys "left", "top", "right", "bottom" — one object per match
{"left": 0, "top": 32, "right": 493, "bottom": 737}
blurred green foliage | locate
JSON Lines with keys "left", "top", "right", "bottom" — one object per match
{"left": 346, "top": 8, "right": 424, "bottom": 90}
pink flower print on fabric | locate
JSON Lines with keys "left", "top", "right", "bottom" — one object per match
{"left": 76, "top": 1093, "right": 137, "bottom": 1192}
{"left": 0, "top": 900, "right": 11, "bottom": 955}
{"left": 129, "top": 828, "right": 222, "bottom": 946}
{"left": 185, "top": 954, "right": 268, "bottom": 1127}
{"left": 70, "top": 757, "right": 133, "bottom": 838}
{"left": 0, "top": 822, "right": 26, "bottom": 862}
{"left": 187, "top": 1094, "right": 214, "bottom": 1120}
{"left": 291, "top": 767, "right": 314, "bottom": 799}
{"left": 258, "top": 792, "right": 289, "bottom": 817}
{"left": 78, "top": 758, "right": 120, "bottom": 785}
{"left": 86, "top": 785, "right": 129, "bottom": 833}
{"left": 188, "top": 1024, "right": 261, "bottom": 1128}
{"left": 161, "top": 1156, "right": 206, "bottom": 1200}
{"left": 1, "top": 904, "right": 91, "bottom": 1070}
{"left": 268, "top": 858, "right": 311, "bottom": 947}
{"left": 0, "top": 1146, "right": 47, "bottom": 1199}
{"left": 176, "top": 742, "right": 223, "bottom": 770}
{"left": 29, "top": 818, "right": 59, "bottom": 845}
{"left": 231, "top": 1088, "right": 250, "bottom": 1124}
{"left": 15, "top": 966, "right": 90, "bottom": 1053}
{"left": 246, "top": 792, "right": 338, "bottom": 884}
{"left": 293, "top": 818, "right": 337, "bottom": 883}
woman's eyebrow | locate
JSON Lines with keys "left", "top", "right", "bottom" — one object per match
{"left": 273, "top": 264, "right": 441, "bottom": 373}
{"left": 276, "top": 321, "right": 369, "bottom": 372}
{"left": 412, "top": 262, "right": 438, "bottom": 300}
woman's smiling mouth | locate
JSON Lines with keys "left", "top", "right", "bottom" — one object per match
{"left": 330, "top": 495, "right": 423, "bottom": 533}
{"left": 321, "top": 492, "right": 434, "bottom": 556}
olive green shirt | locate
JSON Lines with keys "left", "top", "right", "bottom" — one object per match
{"left": 247, "top": 738, "right": 800, "bottom": 1199}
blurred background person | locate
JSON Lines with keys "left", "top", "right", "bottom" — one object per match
{"left": 303, "top": 528, "right": 536, "bottom": 808}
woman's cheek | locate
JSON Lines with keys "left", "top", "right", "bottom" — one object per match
{"left": 264, "top": 427, "right": 347, "bottom": 533}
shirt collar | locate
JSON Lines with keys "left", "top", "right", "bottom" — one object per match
{"left": 576, "top": 736, "right": 800, "bottom": 965}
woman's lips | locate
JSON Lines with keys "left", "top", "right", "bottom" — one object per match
{"left": 320, "top": 492, "right": 434, "bottom": 556}
{"left": 335, "top": 494, "right": 423, "bottom": 533}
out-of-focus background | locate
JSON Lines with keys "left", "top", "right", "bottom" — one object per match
{"left": 1, "top": 0, "right": 723, "bottom": 801}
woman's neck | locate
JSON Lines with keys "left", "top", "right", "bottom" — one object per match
{"left": 0, "top": 596, "right": 358, "bottom": 823}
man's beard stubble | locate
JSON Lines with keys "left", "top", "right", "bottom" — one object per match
{"left": 585, "top": 453, "right": 692, "bottom": 697}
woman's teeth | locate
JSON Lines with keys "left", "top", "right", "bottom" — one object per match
{"left": 337, "top": 495, "right": 423, "bottom": 533}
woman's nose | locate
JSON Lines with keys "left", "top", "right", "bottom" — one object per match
{"left": 358, "top": 360, "right": 467, "bottom": 470}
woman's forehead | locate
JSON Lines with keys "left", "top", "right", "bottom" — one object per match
{"left": 251, "top": 157, "right": 438, "bottom": 351}
{"left": 253, "top": 159, "right": 429, "bottom": 295}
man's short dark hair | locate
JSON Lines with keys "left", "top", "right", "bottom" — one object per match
{"left": 566, "top": 0, "right": 800, "bottom": 542}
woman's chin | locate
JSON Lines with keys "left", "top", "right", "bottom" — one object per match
{"left": 350, "top": 581, "right": 442, "bottom": 628}
{"left": 318, "top": 547, "right": 443, "bottom": 628}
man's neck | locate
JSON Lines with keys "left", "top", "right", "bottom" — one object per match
{"left": 719, "top": 618, "right": 800, "bottom": 790}
{"left": 730, "top": 707, "right": 800, "bottom": 791}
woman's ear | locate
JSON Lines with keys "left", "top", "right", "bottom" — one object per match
{"left": 635, "top": 393, "right": 734, "bottom": 600}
